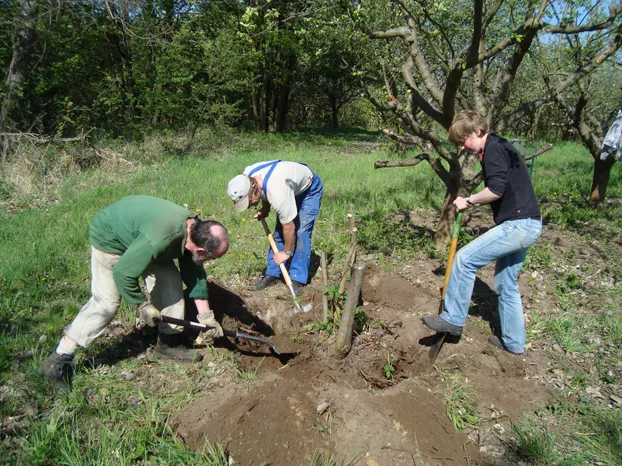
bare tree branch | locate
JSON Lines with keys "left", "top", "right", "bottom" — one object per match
{"left": 544, "top": 5, "right": 620, "bottom": 34}
{"left": 414, "top": 0, "right": 456, "bottom": 59}
{"left": 401, "top": 56, "right": 448, "bottom": 125}
{"left": 375, "top": 128, "right": 451, "bottom": 183}
{"left": 405, "top": 32, "right": 445, "bottom": 106}
{"left": 498, "top": 25, "right": 622, "bottom": 131}
{"left": 483, "top": 0, "right": 505, "bottom": 31}
{"left": 374, "top": 154, "right": 428, "bottom": 168}
{"left": 369, "top": 27, "right": 411, "bottom": 39}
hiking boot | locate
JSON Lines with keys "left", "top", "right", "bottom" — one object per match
{"left": 291, "top": 280, "right": 305, "bottom": 295}
{"left": 488, "top": 335, "right": 523, "bottom": 356}
{"left": 39, "top": 352, "right": 75, "bottom": 392}
{"left": 422, "top": 315, "right": 463, "bottom": 336}
{"left": 156, "top": 333, "right": 203, "bottom": 363}
{"left": 248, "top": 274, "right": 279, "bottom": 291}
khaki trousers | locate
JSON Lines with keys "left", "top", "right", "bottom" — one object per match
{"left": 64, "top": 246, "right": 185, "bottom": 348}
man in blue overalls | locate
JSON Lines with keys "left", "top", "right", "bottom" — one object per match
{"left": 227, "top": 160, "right": 323, "bottom": 294}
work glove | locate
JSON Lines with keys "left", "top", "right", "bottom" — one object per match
{"left": 197, "top": 310, "right": 224, "bottom": 342}
{"left": 137, "top": 302, "right": 161, "bottom": 327}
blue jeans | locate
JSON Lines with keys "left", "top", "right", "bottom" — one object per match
{"left": 440, "top": 218, "right": 542, "bottom": 353}
{"left": 266, "top": 174, "right": 323, "bottom": 284}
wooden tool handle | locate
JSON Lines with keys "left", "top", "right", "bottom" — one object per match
{"left": 260, "top": 217, "right": 295, "bottom": 288}
{"left": 441, "top": 212, "right": 463, "bottom": 301}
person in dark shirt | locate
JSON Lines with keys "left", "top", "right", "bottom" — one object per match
{"left": 422, "top": 110, "right": 542, "bottom": 355}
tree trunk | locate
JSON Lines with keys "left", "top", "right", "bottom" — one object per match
{"left": 251, "top": 86, "right": 260, "bottom": 130}
{"left": 0, "top": 0, "right": 37, "bottom": 132}
{"left": 259, "top": 72, "right": 270, "bottom": 132}
{"left": 275, "top": 82, "right": 290, "bottom": 132}
{"left": 589, "top": 156, "right": 616, "bottom": 203}
{"left": 329, "top": 94, "right": 339, "bottom": 128}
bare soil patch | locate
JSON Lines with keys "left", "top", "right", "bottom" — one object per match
{"left": 170, "top": 257, "right": 553, "bottom": 465}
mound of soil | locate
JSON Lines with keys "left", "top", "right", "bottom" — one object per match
{"left": 171, "top": 260, "right": 553, "bottom": 465}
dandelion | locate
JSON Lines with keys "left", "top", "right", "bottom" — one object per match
{"left": 387, "top": 185, "right": 391, "bottom": 188}
{"left": 42, "top": 277, "right": 46, "bottom": 281}
{"left": 242, "top": 218, "right": 246, "bottom": 222}
{"left": 405, "top": 169, "right": 408, "bottom": 172}
{"left": 195, "top": 164, "right": 198, "bottom": 167}
{"left": 196, "top": 209, "right": 201, "bottom": 212}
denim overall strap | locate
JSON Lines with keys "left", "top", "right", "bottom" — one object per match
{"left": 249, "top": 160, "right": 281, "bottom": 194}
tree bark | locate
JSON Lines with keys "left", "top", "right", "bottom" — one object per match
{"left": 334, "top": 261, "right": 366, "bottom": 360}
{"left": 590, "top": 156, "right": 617, "bottom": 202}
{"left": 275, "top": 52, "right": 296, "bottom": 133}
{"left": 329, "top": 95, "right": 339, "bottom": 128}
{"left": 0, "top": 0, "right": 38, "bottom": 132}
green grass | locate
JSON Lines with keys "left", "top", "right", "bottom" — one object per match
{"left": 237, "top": 357, "right": 264, "bottom": 384}
{"left": 513, "top": 421, "right": 556, "bottom": 465}
{"left": 1, "top": 129, "right": 621, "bottom": 463}
{"left": 442, "top": 371, "right": 480, "bottom": 432}
{"left": 514, "top": 399, "right": 622, "bottom": 466}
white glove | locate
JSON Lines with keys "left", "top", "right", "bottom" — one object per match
{"left": 138, "top": 302, "right": 161, "bottom": 327}
{"left": 197, "top": 310, "right": 224, "bottom": 340}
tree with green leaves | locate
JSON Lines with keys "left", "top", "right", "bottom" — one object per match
{"left": 292, "top": 1, "right": 363, "bottom": 128}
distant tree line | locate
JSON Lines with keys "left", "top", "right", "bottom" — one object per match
{"left": 1, "top": 1, "right": 619, "bottom": 139}
{"left": 0, "top": 0, "right": 369, "bottom": 137}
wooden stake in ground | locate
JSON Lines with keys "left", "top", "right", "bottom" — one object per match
{"left": 320, "top": 252, "right": 329, "bottom": 323}
{"left": 338, "top": 213, "right": 357, "bottom": 295}
{"left": 334, "top": 261, "right": 367, "bottom": 359}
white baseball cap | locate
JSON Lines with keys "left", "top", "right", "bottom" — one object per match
{"left": 227, "top": 175, "right": 252, "bottom": 212}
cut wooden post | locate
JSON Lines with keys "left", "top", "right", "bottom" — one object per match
{"left": 334, "top": 261, "right": 366, "bottom": 359}
{"left": 320, "top": 252, "right": 329, "bottom": 323}
{"left": 338, "top": 214, "right": 358, "bottom": 295}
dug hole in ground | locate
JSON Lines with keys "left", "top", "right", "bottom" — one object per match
{"left": 169, "top": 229, "right": 559, "bottom": 465}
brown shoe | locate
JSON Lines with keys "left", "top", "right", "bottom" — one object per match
{"left": 39, "top": 352, "right": 75, "bottom": 392}
{"left": 156, "top": 333, "right": 203, "bottom": 363}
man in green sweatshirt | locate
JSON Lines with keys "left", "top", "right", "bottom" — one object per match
{"left": 39, "top": 195, "right": 230, "bottom": 390}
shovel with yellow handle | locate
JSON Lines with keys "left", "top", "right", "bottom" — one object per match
{"left": 428, "top": 211, "right": 463, "bottom": 364}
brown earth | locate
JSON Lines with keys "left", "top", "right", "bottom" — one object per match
{"left": 170, "top": 256, "right": 554, "bottom": 466}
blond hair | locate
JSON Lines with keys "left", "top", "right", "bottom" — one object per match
{"left": 448, "top": 110, "right": 488, "bottom": 145}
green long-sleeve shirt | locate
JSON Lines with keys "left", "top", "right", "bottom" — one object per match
{"left": 89, "top": 195, "right": 209, "bottom": 305}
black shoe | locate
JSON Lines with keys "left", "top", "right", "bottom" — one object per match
{"left": 291, "top": 280, "right": 305, "bottom": 295}
{"left": 422, "top": 315, "right": 463, "bottom": 336}
{"left": 39, "top": 352, "right": 75, "bottom": 392}
{"left": 156, "top": 333, "right": 203, "bottom": 363}
{"left": 248, "top": 274, "right": 279, "bottom": 291}
{"left": 488, "top": 335, "right": 523, "bottom": 355}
